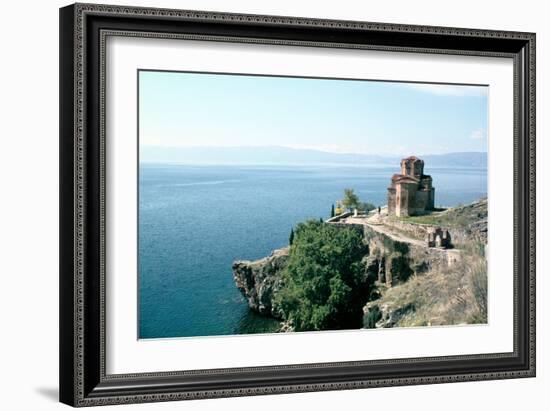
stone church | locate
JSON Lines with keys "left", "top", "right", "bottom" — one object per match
{"left": 387, "top": 156, "right": 435, "bottom": 217}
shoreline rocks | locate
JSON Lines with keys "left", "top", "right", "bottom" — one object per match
{"left": 232, "top": 247, "right": 289, "bottom": 319}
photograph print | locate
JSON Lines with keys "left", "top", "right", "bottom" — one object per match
{"left": 138, "top": 70, "right": 488, "bottom": 339}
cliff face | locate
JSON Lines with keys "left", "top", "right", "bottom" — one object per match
{"left": 232, "top": 247, "right": 289, "bottom": 319}
{"left": 232, "top": 199, "right": 488, "bottom": 329}
{"left": 363, "top": 200, "right": 488, "bottom": 328}
{"left": 362, "top": 225, "right": 449, "bottom": 287}
{"left": 231, "top": 230, "right": 444, "bottom": 321}
{"left": 363, "top": 243, "right": 487, "bottom": 328}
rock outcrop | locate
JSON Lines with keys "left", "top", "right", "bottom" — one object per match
{"left": 362, "top": 200, "right": 488, "bottom": 328}
{"left": 232, "top": 227, "right": 445, "bottom": 319}
{"left": 363, "top": 224, "right": 448, "bottom": 287}
{"left": 232, "top": 247, "right": 289, "bottom": 318}
{"left": 232, "top": 199, "right": 488, "bottom": 328}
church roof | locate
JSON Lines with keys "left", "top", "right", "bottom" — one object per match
{"left": 391, "top": 174, "right": 420, "bottom": 184}
{"left": 402, "top": 156, "right": 423, "bottom": 162}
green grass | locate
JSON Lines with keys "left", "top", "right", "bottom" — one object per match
{"left": 398, "top": 199, "right": 487, "bottom": 229}
{"left": 399, "top": 213, "right": 466, "bottom": 227}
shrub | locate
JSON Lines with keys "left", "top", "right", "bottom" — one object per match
{"left": 467, "top": 244, "right": 488, "bottom": 323}
{"left": 274, "top": 220, "right": 369, "bottom": 331}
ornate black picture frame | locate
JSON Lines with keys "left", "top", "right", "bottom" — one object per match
{"left": 59, "top": 3, "right": 535, "bottom": 407}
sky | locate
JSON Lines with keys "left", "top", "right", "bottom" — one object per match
{"left": 138, "top": 70, "right": 488, "bottom": 156}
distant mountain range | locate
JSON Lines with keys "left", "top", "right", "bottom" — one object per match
{"left": 140, "top": 146, "right": 487, "bottom": 168}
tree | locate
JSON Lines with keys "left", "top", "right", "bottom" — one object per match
{"left": 330, "top": 204, "right": 335, "bottom": 218}
{"left": 342, "top": 188, "right": 360, "bottom": 211}
{"left": 274, "top": 220, "right": 369, "bottom": 331}
{"left": 289, "top": 228, "right": 294, "bottom": 245}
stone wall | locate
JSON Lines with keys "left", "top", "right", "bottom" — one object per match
{"left": 396, "top": 182, "right": 417, "bottom": 217}
{"left": 363, "top": 225, "right": 448, "bottom": 287}
{"left": 325, "top": 211, "right": 352, "bottom": 223}
{"left": 413, "top": 189, "right": 430, "bottom": 214}
{"left": 387, "top": 217, "right": 486, "bottom": 247}
{"left": 384, "top": 219, "right": 431, "bottom": 240}
{"left": 387, "top": 188, "right": 396, "bottom": 215}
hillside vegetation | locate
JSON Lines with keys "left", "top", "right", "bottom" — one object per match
{"left": 364, "top": 241, "right": 487, "bottom": 328}
{"left": 234, "top": 199, "right": 488, "bottom": 332}
{"left": 364, "top": 200, "right": 488, "bottom": 328}
{"left": 400, "top": 198, "right": 487, "bottom": 228}
{"left": 274, "top": 221, "right": 371, "bottom": 331}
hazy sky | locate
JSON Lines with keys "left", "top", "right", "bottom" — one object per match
{"left": 139, "top": 70, "right": 488, "bottom": 156}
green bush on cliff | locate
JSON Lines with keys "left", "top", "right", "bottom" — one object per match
{"left": 274, "top": 220, "right": 368, "bottom": 331}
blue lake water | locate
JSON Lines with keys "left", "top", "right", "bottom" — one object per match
{"left": 138, "top": 164, "right": 487, "bottom": 339}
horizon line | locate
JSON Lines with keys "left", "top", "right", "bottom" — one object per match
{"left": 139, "top": 144, "right": 488, "bottom": 157}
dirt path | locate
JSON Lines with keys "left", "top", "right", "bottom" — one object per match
{"left": 343, "top": 215, "right": 427, "bottom": 247}
{"left": 342, "top": 215, "right": 452, "bottom": 257}
{"left": 367, "top": 222, "right": 428, "bottom": 248}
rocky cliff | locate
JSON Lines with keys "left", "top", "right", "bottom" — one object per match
{"left": 362, "top": 224, "right": 449, "bottom": 287}
{"left": 363, "top": 199, "right": 488, "bottom": 328}
{"left": 232, "top": 247, "right": 289, "bottom": 319}
{"left": 232, "top": 199, "right": 488, "bottom": 329}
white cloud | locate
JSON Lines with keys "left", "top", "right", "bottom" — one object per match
{"left": 401, "top": 83, "right": 488, "bottom": 97}
{"left": 469, "top": 128, "right": 485, "bottom": 140}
